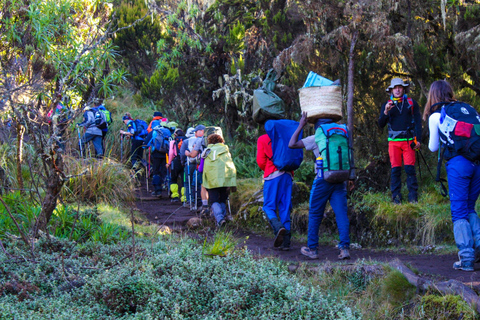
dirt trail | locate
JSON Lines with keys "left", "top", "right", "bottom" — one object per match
{"left": 135, "top": 187, "right": 480, "bottom": 288}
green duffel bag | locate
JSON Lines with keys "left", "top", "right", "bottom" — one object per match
{"left": 252, "top": 69, "right": 285, "bottom": 123}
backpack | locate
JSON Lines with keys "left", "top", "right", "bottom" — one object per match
{"left": 133, "top": 119, "right": 148, "bottom": 138}
{"left": 173, "top": 136, "right": 186, "bottom": 157}
{"left": 202, "top": 143, "right": 237, "bottom": 189}
{"left": 98, "top": 107, "right": 112, "bottom": 125}
{"left": 438, "top": 101, "right": 480, "bottom": 162}
{"left": 151, "top": 126, "right": 171, "bottom": 153}
{"left": 204, "top": 126, "right": 223, "bottom": 146}
{"left": 264, "top": 119, "right": 303, "bottom": 171}
{"left": 315, "top": 123, "right": 353, "bottom": 183}
{"left": 90, "top": 108, "right": 107, "bottom": 130}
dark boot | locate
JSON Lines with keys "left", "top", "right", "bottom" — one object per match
{"left": 269, "top": 218, "right": 286, "bottom": 248}
{"left": 405, "top": 165, "right": 418, "bottom": 203}
{"left": 281, "top": 231, "right": 291, "bottom": 251}
{"left": 391, "top": 167, "right": 402, "bottom": 204}
{"left": 152, "top": 175, "right": 162, "bottom": 197}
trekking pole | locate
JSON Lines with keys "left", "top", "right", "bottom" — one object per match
{"left": 187, "top": 161, "right": 192, "bottom": 210}
{"left": 166, "top": 155, "right": 171, "bottom": 198}
{"left": 146, "top": 147, "right": 151, "bottom": 193}
{"left": 77, "top": 126, "right": 83, "bottom": 158}
{"left": 120, "top": 134, "right": 123, "bottom": 162}
{"left": 194, "top": 166, "right": 198, "bottom": 211}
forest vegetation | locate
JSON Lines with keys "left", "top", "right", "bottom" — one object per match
{"left": 1, "top": 0, "right": 480, "bottom": 318}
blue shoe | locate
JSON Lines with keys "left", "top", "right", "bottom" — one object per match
{"left": 453, "top": 260, "right": 474, "bottom": 272}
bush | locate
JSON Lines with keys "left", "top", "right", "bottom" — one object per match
{"left": 0, "top": 238, "right": 360, "bottom": 319}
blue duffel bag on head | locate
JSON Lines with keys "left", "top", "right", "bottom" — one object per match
{"left": 265, "top": 119, "right": 303, "bottom": 171}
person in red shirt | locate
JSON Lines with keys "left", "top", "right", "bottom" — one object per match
{"left": 256, "top": 133, "right": 293, "bottom": 250}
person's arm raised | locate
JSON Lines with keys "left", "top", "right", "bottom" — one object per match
{"left": 288, "top": 111, "right": 308, "bottom": 149}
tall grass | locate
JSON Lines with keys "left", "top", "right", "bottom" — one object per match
{"left": 62, "top": 156, "right": 135, "bottom": 205}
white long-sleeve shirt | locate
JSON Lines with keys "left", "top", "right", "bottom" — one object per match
{"left": 428, "top": 113, "right": 441, "bottom": 152}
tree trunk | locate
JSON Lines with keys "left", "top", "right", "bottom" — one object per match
{"left": 16, "top": 123, "right": 25, "bottom": 193}
{"left": 36, "top": 151, "right": 65, "bottom": 231}
{"left": 347, "top": 31, "right": 358, "bottom": 177}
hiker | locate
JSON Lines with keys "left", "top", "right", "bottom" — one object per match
{"left": 144, "top": 121, "right": 171, "bottom": 197}
{"left": 185, "top": 125, "right": 209, "bottom": 214}
{"left": 256, "top": 125, "right": 294, "bottom": 251}
{"left": 147, "top": 111, "right": 164, "bottom": 133}
{"left": 378, "top": 78, "right": 422, "bottom": 204}
{"left": 77, "top": 106, "right": 103, "bottom": 158}
{"left": 119, "top": 113, "right": 147, "bottom": 169}
{"left": 167, "top": 128, "right": 187, "bottom": 202}
{"left": 288, "top": 112, "right": 354, "bottom": 260}
{"left": 201, "top": 134, "right": 236, "bottom": 227}
{"left": 94, "top": 100, "right": 112, "bottom": 150}
{"left": 424, "top": 80, "right": 480, "bottom": 272}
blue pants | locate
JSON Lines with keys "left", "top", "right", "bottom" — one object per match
{"left": 307, "top": 178, "right": 350, "bottom": 250}
{"left": 262, "top": 174, "right": 292, "bottom": 231}
{"left": 446, "top": 156, "right": 480, "bottom": 262}
{"left": 446, "top": 156, "right": 480, "bottom": 222}
{"left": 82, "top": 133, "right": 103, "bottom": 157}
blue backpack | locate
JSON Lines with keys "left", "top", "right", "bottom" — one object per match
{"left": 265, "top": 119, "right": 303, "bottom": 171}
{"left": 133, "top": 119, "right": 148, "bottom": 138}
{"left": 151, "top": 126, "right": 171, "bottom": 153}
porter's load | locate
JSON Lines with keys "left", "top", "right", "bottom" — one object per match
{"left": 252, "top": 69, "right": 285, "bottom": 123}
{"left": 299, "top": 72, "right": 342, "bottom": 123}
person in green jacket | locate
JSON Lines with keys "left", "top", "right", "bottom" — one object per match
{"left": 201, "top": 134, "right": 236, "bottom": 227}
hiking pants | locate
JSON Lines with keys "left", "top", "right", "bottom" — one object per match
{"left": 389, "top": 141, "right": 418, "bottom": 202}
{"left": 446, "top": 156, "right": 480, "bottom": 223}
{"left": 152, "top": 153, "right": 167, "bottom": 193}
{"left": 130, "top": 139, "right": 144, "bottom": 168}
{"left": 82, "top": 133, "right": 103, "bottom": 158}
{"left": 307, "top": 178, "right": 350, "bottom": 250}
{"left": 262, "top": 174, "right": 292, "bottom": 231}
{"left": 208, "top": 187, "right": 228, "bottom": 224}
{"left": 170, "top": 157, "right": 184, "bottom": 189}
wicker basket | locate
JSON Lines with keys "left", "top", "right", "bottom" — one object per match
{"left": 299, "top": 86, "right": 343, "bottom": 123}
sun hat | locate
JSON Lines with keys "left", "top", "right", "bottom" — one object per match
{"left": 386, "top": 78, "right": 409, "bottom": 92}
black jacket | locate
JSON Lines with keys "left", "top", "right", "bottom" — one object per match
{"left": 378, "top": 97, "right": 422, "bottom": 141}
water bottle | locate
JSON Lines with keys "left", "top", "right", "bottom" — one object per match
{"left": 315, "top": 157, "right": 323, "bottom": 179}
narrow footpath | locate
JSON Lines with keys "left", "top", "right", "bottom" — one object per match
{"left": 135, "top": 187, "right": 480, "bottom": 289}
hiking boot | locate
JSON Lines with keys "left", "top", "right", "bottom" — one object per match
{"left": 392, "top": 195, "right": 401, "bottom": 205}
{"left": 300, "top": 246, "right": 318, "bottom": 259}
{"left": 217, "top": 219, "right": 226, "bottom": 228}
{"left": 338, "top": 248, "right": 351, "bottom": 260}
{"left": 281, "top": 232, "right": 291, "bottom": 251}
{"left": 273, "top": 228, "right": 286, "bottom": 248}
{"left": 199, "top": 205, "right": 210, "bottom": 218}
{"left": 453, "top": 260, "right": 474, "bottom": 272}
{"left": 151, "top": 191, "right": 162, "bottom": 197}
{"left": 171, "top": 197, "right": 180, "bottom": 202}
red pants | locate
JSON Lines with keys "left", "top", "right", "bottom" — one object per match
{"left": 388, "top": 141, "right": 416, "bottom": 168}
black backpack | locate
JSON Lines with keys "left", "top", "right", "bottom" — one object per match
{"left": 438, "top": 101, "right": 480, "bottom": 162}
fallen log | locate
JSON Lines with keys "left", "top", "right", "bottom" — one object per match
{"left": 389, "top": 259, "right": 480, "bottom": 314}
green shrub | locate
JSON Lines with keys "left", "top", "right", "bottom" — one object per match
{"left": 0, "top": 238, "right": 360, "bottom": 319}
{"left": 420, "top": 294, "right": 476, "bottom": 319}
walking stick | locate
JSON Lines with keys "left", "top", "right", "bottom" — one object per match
{"left": 77, "top": 126, "right": 83, "bottom": 158}
{"left": 194, "top": 166, "right": 198, "bottom": 211}
{"left": 120, "top": 134, "right": 123, "bottom": 162}
{"left": 166, "top": 154, "right": 171, "bottom": 198}
{"left": 146, "top": 147, "right": 151, "bottom": 193}
{"left": 187, "top": 161, "right": 192, "bottom": 210}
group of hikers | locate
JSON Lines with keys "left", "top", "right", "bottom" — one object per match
{"left": 69, "top": 77, "right": 480, "bottom": 272}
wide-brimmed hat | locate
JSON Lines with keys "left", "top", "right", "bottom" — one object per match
{"left": 386, "top": 78, "right": 409, "bottom": 92}
{"left": 185, "top": 127, "right": 195, "bottom": 138}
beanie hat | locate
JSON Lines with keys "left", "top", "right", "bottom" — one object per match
{"left": 153, "top": 111, "right": 163, "bottom": 117}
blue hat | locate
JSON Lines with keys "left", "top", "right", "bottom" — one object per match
{"left": 194, "top": 125, "right": 206, "bottom": 132}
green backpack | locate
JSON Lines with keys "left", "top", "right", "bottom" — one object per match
{"left": 202, "top": 143, "right": 236, "bottom": 189}
{"left": 315, "top": 123, "right": 353, "bottom": 183}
